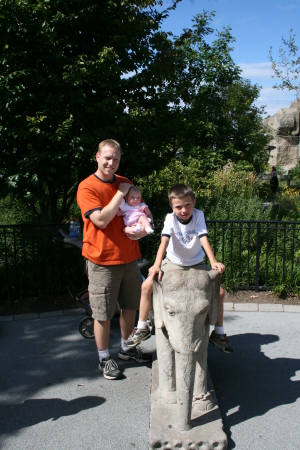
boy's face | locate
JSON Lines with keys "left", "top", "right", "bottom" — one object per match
{"left": 170, "top": 195, "right": 196, "bottom": 222}
{"left": 126, "top": 190, "right": 141, "bottom": 207}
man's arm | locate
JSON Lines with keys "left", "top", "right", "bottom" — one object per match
{"left": 148, "top": 236, "right": 170, "bottom": 281}
{"left": 200, "top": 236, "right": 225, "bottom": 273}
{"left": 89, "top": 182, "right": 132, "bottom": 229}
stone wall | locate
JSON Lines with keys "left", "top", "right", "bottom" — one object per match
{"left": 264, "top": 98, "right": 300, "bottom": 172}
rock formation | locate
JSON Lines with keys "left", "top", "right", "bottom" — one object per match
{"left": 263, "top": 98, "right": 300, "bottom": 171}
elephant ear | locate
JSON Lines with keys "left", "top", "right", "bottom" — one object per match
{"left": 207, "top": 270, "right": 221, "bottom": 325}
{"left": 152, "top": 278, "right": 164, "bottom": 329}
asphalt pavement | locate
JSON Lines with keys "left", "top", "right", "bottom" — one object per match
{"left": 0, "top": 308, "right": 299, "bottom": 450}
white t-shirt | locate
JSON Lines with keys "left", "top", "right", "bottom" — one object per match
{"left": 161, "top": 209, "right": 209, "bottom": 266}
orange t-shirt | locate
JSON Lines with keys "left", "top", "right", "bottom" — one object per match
{"left": 77, "top": 173, "right": 141, "bottom": 265}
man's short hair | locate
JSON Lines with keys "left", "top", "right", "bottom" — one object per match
{"left": 98, "top": 139, "right": 122, "bottom": 154}
{"left": 168, "top": 184, "right": 195, "bottom": 203}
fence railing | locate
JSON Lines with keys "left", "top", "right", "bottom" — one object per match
{"left": 1, "top": 220, "right": 300, "bottom": 300}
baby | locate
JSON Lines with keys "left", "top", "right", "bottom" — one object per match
{"left": 118, "top": 186, "right": 154, "bottom": 236}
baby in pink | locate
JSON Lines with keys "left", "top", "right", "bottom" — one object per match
{"left": 118, "top": 186, "right": 154, "bottom": 236}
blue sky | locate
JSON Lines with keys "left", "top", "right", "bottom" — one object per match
{"left": 159, "top": 0, "right": 300, "bottom": 116}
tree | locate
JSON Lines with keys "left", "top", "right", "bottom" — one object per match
{"left": 0, "top": 0, "right": 178, "bottom": 221}
{"left": 0, "top": 3, "right": 270, "bottom": 222}
{"left": 269, "top": 29, "right": 300, "bottom": 98}
{"left": 126, "top": 11, "right": 270, "bottom": 178}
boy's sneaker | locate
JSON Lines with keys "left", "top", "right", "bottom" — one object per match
{"left": 124, "top": 326, "right": 152, "bottom": 348}
{"left": 209, "top": 331, "right": 234, "bottom": 354}
{"left": 118, "top": 346, "right": 152, "bottom": 363}
{"left": 98, "top": 356, "right": 122, "bottom": 380}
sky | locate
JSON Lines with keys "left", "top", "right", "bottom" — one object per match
{"left": 159, "top": 0, "right": 300, "bottom": 116}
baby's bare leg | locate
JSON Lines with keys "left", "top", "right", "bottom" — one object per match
{"left": 138, "top": 215, "right": 152, "bottom": 229}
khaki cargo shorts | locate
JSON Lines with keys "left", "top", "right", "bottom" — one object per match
{"left": 87, "top": 260, "right": 142, "bottom": 321}
{"left": 161, "top": 258, "right": 211, "bottom": 273}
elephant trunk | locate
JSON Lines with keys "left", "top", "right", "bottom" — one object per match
{"left": 175, "top": 351, "right": 196, "bottom": 431}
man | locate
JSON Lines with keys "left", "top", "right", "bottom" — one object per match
{"left": 77, "top": 139, "right": 152, "bottom": 380}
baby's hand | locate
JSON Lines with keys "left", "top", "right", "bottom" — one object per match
{"left": 140, "top": 205, "right": 146, "bottom": 212}
{"left": 211, "top": 262, "right": 225, "bottom": 274}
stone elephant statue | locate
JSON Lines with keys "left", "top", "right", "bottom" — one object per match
{"left": 153, "top": 267, "right": 221, "bottom": 431}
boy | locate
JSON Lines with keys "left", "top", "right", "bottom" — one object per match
{"left": 125, "top": 183, "right": 234, "bottom": 354}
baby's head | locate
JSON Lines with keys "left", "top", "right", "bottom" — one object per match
{"left": 125, "top": 186, "right": 142, "bottom": 207}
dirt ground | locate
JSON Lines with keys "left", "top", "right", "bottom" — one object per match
{"left": 225, "top": 289, "right": 300, "bottom": 305}
{"left": 1, "top": 289, "right": 300, "bottom": 316}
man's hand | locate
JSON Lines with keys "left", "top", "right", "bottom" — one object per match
{"left": 124, "top": 228, "right": 147, "bottom": 240}
{"left": 211, "top": 262, "right": 225, "bottom": 274}
{"left": 118, "top": 183, "right": 133, "bottom": 196}
{"left": 148, "top": 264, "right": 163, "bottom": 281}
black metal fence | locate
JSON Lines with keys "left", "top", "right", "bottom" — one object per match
{"left": 1, "top": 220, "right": 300, "bottom": 300}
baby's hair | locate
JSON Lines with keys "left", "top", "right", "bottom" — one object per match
{"left": 168, "top": 184, "right": 195, "bottom": 203}
{"left": 126, "top": 185, "right": 141, "bottom": 196}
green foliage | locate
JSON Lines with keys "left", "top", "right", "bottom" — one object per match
{"left": 269, "top": 29, "right": 300, "bottom": 98}
{"left": 0, "top": 0, "right": 176, "bottom": 221}
{"left": 289, "top": 161, "right": 300, "bottom": 181}
{"left": 135, "top": 156, "right": 204, "bottom": 218}
{"left": 0, "top": 194, "right": 38, "bottom": 224}
{"left": 0, "top": 4, "right": 270, "bottom": 222}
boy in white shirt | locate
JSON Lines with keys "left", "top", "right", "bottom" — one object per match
{"left": 125, "top": 183, "right": 234, "bottom": 354}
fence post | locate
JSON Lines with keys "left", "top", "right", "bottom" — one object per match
{"left": 255, "top": 222, "right": 261, "bottom": 291}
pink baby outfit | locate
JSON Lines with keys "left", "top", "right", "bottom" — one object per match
{"left": 120, "top": 199, "right": 149, "bottom": 226}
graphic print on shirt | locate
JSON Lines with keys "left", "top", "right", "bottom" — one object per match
{"left": 175, "top": 229, "right": 198, "bottom": 247}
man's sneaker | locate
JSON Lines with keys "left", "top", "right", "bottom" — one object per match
{"left": 124, "top": 326, "right": 152, "bottom": 348}
{"left": 209, "top": 331, "right": 234, "bottom": 354}
{"left": 118, "top": 346, "right": 152, "bottom": 363}
{"left": 98, "top": 356, "right": 122, "bottom": 380}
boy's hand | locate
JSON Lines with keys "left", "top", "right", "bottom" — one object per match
{"left": 148, "top": 264, "right": 163, "bottom": 281}
{"left": 211, "top": 262, "right": 225, "bottom": 274}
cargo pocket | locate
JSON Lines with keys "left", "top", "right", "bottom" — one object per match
{"left": 88, "top": 285, "right": 108, "bottom": 320}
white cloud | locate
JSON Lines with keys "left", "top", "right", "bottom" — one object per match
{"left": 237, "top": 61, "right": 297, "bottom": 116}
{"left": 274, "top": 3, "right": 299, "bottom": 11}
{"left": 238, "top": 62, "right": 274, "bottom": 80}
{"left": 255, "top": 86, "right": 296, "bottom": 116}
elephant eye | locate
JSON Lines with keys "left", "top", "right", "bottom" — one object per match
{"left": 167, "top": 308, "right": 175, "bottom": 316}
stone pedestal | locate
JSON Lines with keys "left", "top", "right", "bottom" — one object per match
{"left": 149, "top": 360, "right": 228, "bottom": 450}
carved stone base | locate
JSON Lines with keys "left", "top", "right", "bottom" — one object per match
{"left": 149, "top": 360, "right": 228, "bottom": 450}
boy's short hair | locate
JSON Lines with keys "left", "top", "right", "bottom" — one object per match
{"left": 98, "top": 139, "right": 122, "bottom": 154}
{"left": 168, "top": 184, "right": 195, "bottom": 203}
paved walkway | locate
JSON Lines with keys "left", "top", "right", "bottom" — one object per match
{"left": 0, "top": 307, "right": 299, "bottom": 449}
{"left": 1, "top": 301, "right": 300, "bottom": 323}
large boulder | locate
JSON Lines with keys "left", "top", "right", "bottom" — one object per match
{"left": 264, "top": 98, "right": 300, "bottom": 172}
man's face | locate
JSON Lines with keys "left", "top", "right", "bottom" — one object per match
{"left": 96, "top": 145, "right": 121, "bottom": 180}
{"left": 170, "top": 195, "right": 196, "bottom": 222}
{"left": 126, "top": 190, "right": 141, "bottom": 207}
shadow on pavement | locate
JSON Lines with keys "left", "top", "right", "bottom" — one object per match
{"left": 208, "top": 333, "right": 300, "bottom": 449}
{"left": 0, "top": 396, "right": 105, "bottom": 434}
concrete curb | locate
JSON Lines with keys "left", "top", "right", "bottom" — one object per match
{"left": 224, "top": 302, "right": 300, "bottom": 313}
{"left": 1, "top": 303, "right": 300, "bottom": 323}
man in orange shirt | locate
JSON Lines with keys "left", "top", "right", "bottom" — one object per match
{"left": 77, "top": 139, "right": 152, "bottom": 380}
